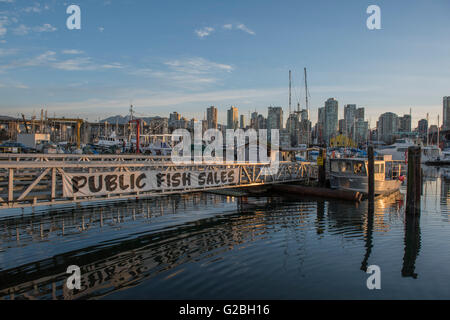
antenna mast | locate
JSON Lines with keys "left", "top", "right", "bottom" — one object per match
{"left": 289, "top": 70, "right": 292, "bottom": 115}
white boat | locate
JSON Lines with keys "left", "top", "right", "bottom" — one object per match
{"left": 377, "top": 138, "right": 441, "bottom": 163}
{"left": 95, "top": 132, "right": 125, "bottom": 148}
{"left": 330, "top": 157, "right": 403, "bottom": 195}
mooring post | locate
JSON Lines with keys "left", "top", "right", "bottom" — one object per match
{"left": 318, "top": 148, "right": 326, "bottom": 187}
{"left": 368, "top": 145, "right": 375, "bottom": 203}
{"left": 406, "top": 146, "right": 421, "bottom": 215}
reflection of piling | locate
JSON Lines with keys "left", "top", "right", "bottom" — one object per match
{"left": 361, "top": 201, "right": 374, "bottom": 272}
{"left": 318, "top": 148, "right": 326, "bottom": 187}
{"left": 368, "top": 146, "right": 375, "bottom": 204}
{"left": 402, "top": 213, "right": 421, "bottom": 278}
{"left": 407, "top": 146, "right": 421, "bottom": 215}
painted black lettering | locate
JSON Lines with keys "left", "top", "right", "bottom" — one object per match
{"left": 206, "top": 172, "right": 214, "bottom": 185}
{"left": 136, "top": 174, "right": 146, "bottom": 189}
{"left": 156, "top": 173, "right": 164, "bottom": 188}
{"left": 172, "top": 173, "right": 181, "bottom": 187}
{"left": 221, "top": 171, "right": 227, "bottom": 183}
{"left": 183, "top": 173, "right": 191, "bottom": 186}
{"left": 228, "top": 171, "right": 235, "bottom": 183}
{"left": 119, "top": 175, "right": 129, "bottom": 190}
{"left": 105, "top": 175, "right": 118, "bottom": 192}
{"left": 72, "top": 176, "right": 87, "bottom": 193}
{"left": 198, "top": 172, "right": 206, "bottom": 185}
{"left": 89, "top": 175, "right": 103, "bottom": 193}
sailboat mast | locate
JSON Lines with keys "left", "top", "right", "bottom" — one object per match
{"left": 289, "top": 70, "right": 292, "bottom": 115}
{"left": 304, "top": 67, "right": 309, "bottom": 117}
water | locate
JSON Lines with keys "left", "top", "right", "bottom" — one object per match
{"left": 0, "top": 166, "right": 449, "bottom": 300}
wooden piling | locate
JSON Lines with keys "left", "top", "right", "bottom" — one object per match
{"left": 406, "top": 146, "right": 421, "bottom": 215}
{"left": 368, "top": 145, "right": 375, "bottom": 203}
{"left": 318, "top": 148, "right": 326, "bottom": 187}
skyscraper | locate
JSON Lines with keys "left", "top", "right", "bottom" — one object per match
{"left": 398, "top": 114, "right": 412, "bottom": 133}
{"left": 344, "top": 104, "right": 356, "bottom": 136}
{"left": 324, "top": 98, "right": 338, "bottom": 144}
{"left": 377, "top": 112, "right": 398, "bottom": 144}
{"left": 250, "top": 112, "right": 259, "bottom": 129}
{"left": 317, "top": 107, "right": 325, "bottom": 144}
{"left": 227, "top": 106, "right": 239, "bottom": 130}
{"left": 443, "top": 97, "right": 450, "bottom": 130}
{"left": 418, "top": 119, "right": 428, "bottom": 138}
{"left": 206, "top": 106, "right": 218, "bottom": 129}
{"left": 355, "top": 108, "right": 365, "bottom": 121}
{"left": 240, "top": 115, "right": 246, "bottom": 129}
{"left": 267, "top": 107, "right": 283, "bottom": 130}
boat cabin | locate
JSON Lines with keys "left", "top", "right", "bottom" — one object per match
{"left": 330, "top": 158, "right": 387, "bottom": 181}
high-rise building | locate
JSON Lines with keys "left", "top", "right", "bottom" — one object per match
{"left": 354, "top": 119, "right": 369, "bottom": 145}
{"left": 250, "top": 112, "right": 259, "bottom": 129}
{"left": 339, "top": 119, "right": 346, "bottom": 134}
{"left": 355, "top": 107, "right": 365, "bottom": 121}
{"left": 240, "top": 115, "right": 246, "bottom": 129}
{"left": 324, "top": 98, "right": 338, "bottom": 144}
{"left": 377, "top": 112, "right": 398, "bottom": 144}
{"left": 418, "top": 119, "right": 428, "bottom": 137}
{"left": 317, "top": 107, "right": 325, "bottom": 144}
{"left": 227, "top": 106, "right": 239, "bottom": 130}
{"left": 257, "top": 114, "right": 266, "bottom": 130}
{"left": 344, "top": 104, "right": 356, "bottom": 136}
{"left": 267, "top": 107, "right": 283, "bottom": 130}
{"left": 206, "top": 106, "right": 218, "bottom": 129}
{"left": 443, "top": 97, "right": 450, "bottom": 130}
{"left": 286, "top": 113, "right": 300, "bottom": 146}
{"left": 398, "top": 114, "right": 412, "bottom": 133}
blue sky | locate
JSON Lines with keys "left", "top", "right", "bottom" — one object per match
{"left": 0, "top": 0, "right": 449, "bottom": 127}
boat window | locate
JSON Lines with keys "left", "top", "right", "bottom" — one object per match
{"left": 353, "top": 162, "right": 365, "bottom": 175}
{"left": 331, "top": 161, "right": 339, "bottom": 172}
{"left": 398, "top": 148, "right": 408, "bottom": 152}
{"left": 374, "top": 164, "right": 385, "bottom": 174}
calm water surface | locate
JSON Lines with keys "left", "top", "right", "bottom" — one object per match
{"left": 0, "top": 166, "right": 449, "bottom": 300}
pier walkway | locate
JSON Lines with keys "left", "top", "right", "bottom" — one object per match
{"left": 0, "top": 154, "right": 317, "bottom": 210}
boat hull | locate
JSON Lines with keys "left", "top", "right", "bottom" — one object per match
{"left": 330, "top": 175, "right": 401, "bottom": 195}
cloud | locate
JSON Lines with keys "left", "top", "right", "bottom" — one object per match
{"left": 12, "top": 24, "right": 29, "bottom": 35}
{"left": 23, "top": 3, "right": 49, "bottom": 13}
{"left": 222, "top": 23, "right": 255, "bottom": 35}
{"left": 52, "top": 58, "right": 123, "bottom": 71}
{"left": 34, "top": 23, "right": 57, "bottom": 32}
{"left": 165, "top": 57, "right": 233, "bottom": 74}
{"left": 195, "top": 27, "right": 214, "bottom": 38}
{"left": 0, "top": 15, "right": 10, "bottom": 37}
{"left": 62, "top": 49, "right": 84, "bottom": 55}
{"left": 1, "top": 51, "right": 123, "bottom": 72}
{"left": 13, "top": 23, "right": 57, "bottom": 35}
{"left": 235, "top": 24, "right": 255, "bottom": 35}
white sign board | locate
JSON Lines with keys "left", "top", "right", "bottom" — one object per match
{"left": 62, "top": 168, "right": 240, "bottom": 198}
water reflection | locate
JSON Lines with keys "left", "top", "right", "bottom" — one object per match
{"left": 0, "top": 169, "right": 449, "bottom": 299}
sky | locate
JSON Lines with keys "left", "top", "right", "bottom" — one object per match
{"left": 0, "top": 0, "right": 449, "bottom": 127}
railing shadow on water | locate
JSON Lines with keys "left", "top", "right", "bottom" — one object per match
{"left": 0, "top": 186, "right": 423, "bottom": 300}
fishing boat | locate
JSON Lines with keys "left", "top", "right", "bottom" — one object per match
{"left": 329, "top": 156, "right": 403, "bottom": 195}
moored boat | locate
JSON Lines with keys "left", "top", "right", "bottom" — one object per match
{"left": 329, "top": 156, "right": 403, "bottom": 196}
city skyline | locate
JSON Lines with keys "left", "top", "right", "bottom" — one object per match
{"left": 0, "top": 0, "right": 449, "bottom": 126}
